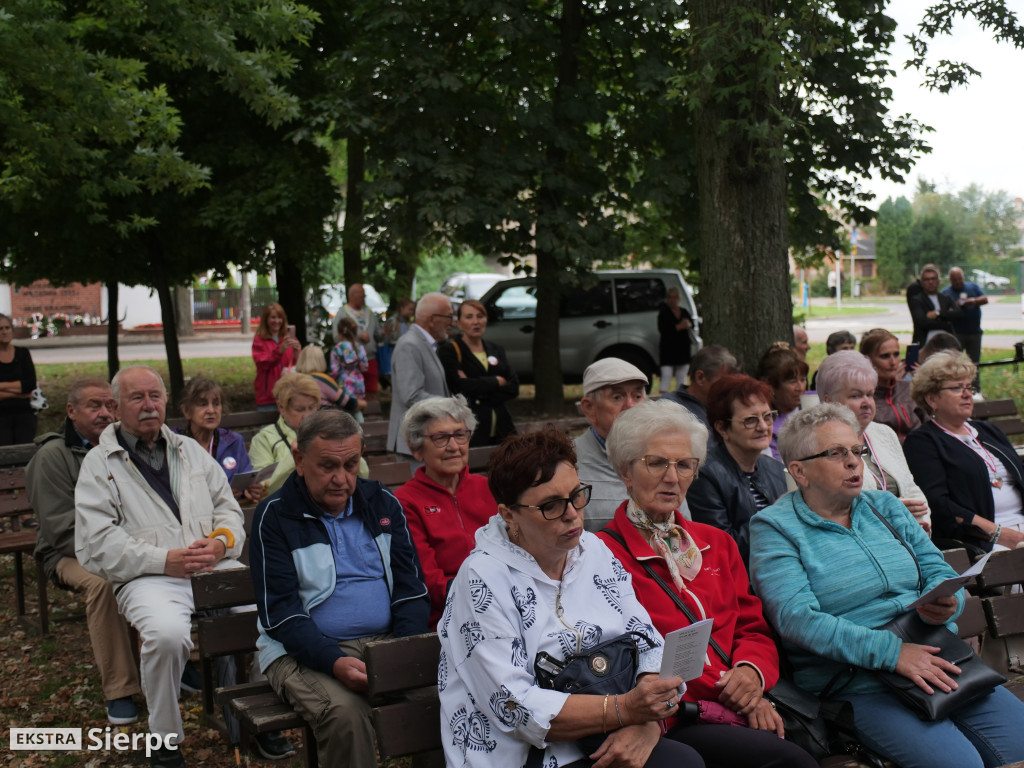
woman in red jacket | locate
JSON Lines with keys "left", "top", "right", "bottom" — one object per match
{"left": 597, "top": 399, "right": 816, "bottom": 768}
{"left": 394, "top": 395, "right": 497, "bottom": 627}
{"left": 251, "top": 302, "right": 300, "bottom": 410}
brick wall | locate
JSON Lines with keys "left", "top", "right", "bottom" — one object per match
{"left": 9, "top": 281, "right": 104, "bottom": 321}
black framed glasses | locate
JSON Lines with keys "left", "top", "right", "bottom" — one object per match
{"left": 730, "top": 410, "right": 778, "bottom": 429}
{"left": 510, "top": 484, "right": 591, "bottom": 520}
{"left": 638, "top": 455, "right": 700, "bottom": 479}
{"left": 431, "top": 313, "right": 455, "bottom": 321}
{"left": 426, "top": 430, "right": 472, "bottom": 447}
{"left": 796, "top": 444, "right": 870, "bottom": 462}
{"left": 939, "top": 384, "right": 977, "bottom": 396}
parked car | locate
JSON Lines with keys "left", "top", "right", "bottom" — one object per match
{"left": 478, "top": 269, "right": 700, "bottom": 383}
{"left": 439, "top": 272, "right": 508, "bottom": 309}
{"left": 970, "top": 269, "right": 1011, "bottom": 291}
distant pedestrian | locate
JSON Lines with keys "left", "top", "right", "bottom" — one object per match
{"left": 656, "top": 287, "right": 693, "bottom": 393}
{"left": 251, "top": 303, "right": 300, "bottom": 412}
{"left": 329, "top": 317, "right": 369, "bottom": 423}
{"left": 339, "top": 284, "right": 382, "bottom": 398}
{"left": 908, "top": 264, "right": 962, "bottom": 345}
{"left": 942, "top": 267, "right": 987, "bottom": 391}
{"left": 0, "top": 313, "right": 37, "bottom": 444}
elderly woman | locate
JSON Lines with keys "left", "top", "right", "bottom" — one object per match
{"left": 904, "top": 352, "right": 1024, "bottom": 553}
{"left": 750, "top": 404, "right": 1024, "bottom": 768}
{"left": 859, "top": 328, "right": 922, "bottom": 442}
{"left": 686, "top": 375, "right": 786, "bottom": 566}
{"left": 394, "top": 396, "right": 496, "bottom": 627}
{"left": 249, "top": 373, "right": 323, "bottom": 494}
{"left": 815, "top": 350, "right": 931, "bottom": 533}
{"left": 178, "top": 377, "right": 265, "bottom": 504}
{"left": 436, "top": 299, "right": 519, "bottom": 446}
{"left": 756, "top": 344, "right": 808, "bottom": 460}
{"left": 439, "top": 428, "right": 703, "bottom": 768}
{"left": 598, "top": 399, "right": 816, "bottom": 768}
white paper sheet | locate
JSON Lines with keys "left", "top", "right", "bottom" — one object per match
{"left": 229, "top": 462, "right": 278, "bottom": 493}
{"left": 906, "top": 550, "right": 992, "bottom": 610}
{"left": 659, "top": 618, "right": 714, "bottom": 682}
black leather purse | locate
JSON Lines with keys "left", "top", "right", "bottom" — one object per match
{"left": 867, "top": 505, "right": 1006, "bottom": 721}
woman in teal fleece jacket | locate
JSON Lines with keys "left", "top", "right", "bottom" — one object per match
{"left": 750, "top": 404, "right": 1024, "bottom": 768}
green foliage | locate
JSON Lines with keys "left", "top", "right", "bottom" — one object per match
{"left": 908, "top": 212, "right": 956, "bottom": 269}
{"left": 876, "top": 196, "right": 915, "bottom": 291}
{"left": 414, "top": 250, "right": 489, "bottom": 299}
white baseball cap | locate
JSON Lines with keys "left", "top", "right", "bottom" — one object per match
{"left": 582, "top": 358, "right": 649, "bottom": 396}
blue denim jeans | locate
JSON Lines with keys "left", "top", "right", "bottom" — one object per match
{"left": 840, "top": 686, "right": 1024, "bottom": 768}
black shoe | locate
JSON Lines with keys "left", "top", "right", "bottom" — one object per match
{"left": 150, "top": 745, "right": 186, "bottom": 768}
{"left": 253, "top": 732, "right": 297, "bottom": 761}
{"left": 180, "top": 661, "right": 202, "bottom": 694}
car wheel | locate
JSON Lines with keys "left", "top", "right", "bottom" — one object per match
{"left": 986, "top": 282, "right": 998, "bottom": 290}
{"left": 595, "top": 346, "right": 657, "bottom": 389}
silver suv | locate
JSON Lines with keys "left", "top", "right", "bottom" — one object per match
{"left": 478, "top": 269, "right": 700, "bottom": 382}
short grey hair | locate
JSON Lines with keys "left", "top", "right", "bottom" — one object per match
{"left": 606, "top": 399, "right": 709, "bottom": 479}
{"left": 778, "top": 403, "right": 859, "bottom": 465}
{"left": 814, "top": 350, "right": 878, "bottom": 401}
{"left": 690, "top": 345, "right": 737, "bottom": 381}
{"left": 401, "top": 395, "right": 477, "bottom": 450}
{"left": 296, "top": 409, "right": 363, "bottom": 453}
{"left": 111, "top": 366, "right": 166, "bottom": 402}
{"left": 414, "top": 292, "right": 451, "bottom": 324}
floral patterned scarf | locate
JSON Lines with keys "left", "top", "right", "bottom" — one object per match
{"left": 626, "top": 499, "right": 701, "bottom": 590}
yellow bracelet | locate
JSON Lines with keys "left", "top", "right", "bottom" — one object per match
{"left": 208, "top": 527, "right": 235, "bottom": 549}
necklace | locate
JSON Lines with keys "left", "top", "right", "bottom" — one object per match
{"left": 933, "top": 419, "right": 1003, "bottom": 488}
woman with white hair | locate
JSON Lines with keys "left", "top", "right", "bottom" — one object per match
{"left": 750, "top": 403, "right": 1024, "bottom": 768}
{"left": 394, "top": 395, "right": 496, "bottom": 627}
{"left": 815, "top": 350, "right": 930, "bottom": 532}
{"left": 598, "top": 400, "right": 816, "bottom": 768}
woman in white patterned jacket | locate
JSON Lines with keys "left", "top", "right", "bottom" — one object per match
{"left": 438, "top": 427, "right": 705, "bottom": 768}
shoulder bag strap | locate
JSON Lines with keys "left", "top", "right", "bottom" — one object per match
{"left": 864, "top": 500, "right": 923, "bottom": 592}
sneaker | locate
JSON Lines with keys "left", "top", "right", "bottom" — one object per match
{"left": 107, "top": 696, "right": 138, "bottom": 725}
{"left": 150, "top": 744, "right": 186, "bottom": 768}
{"left": 180, "top": 662, "right": 202, "bottom": 694}
{"left": 253, "top": 732, "right": 297, "bottom": 761}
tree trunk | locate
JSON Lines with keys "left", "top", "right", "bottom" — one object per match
{"left": 174, "top": 285, "right": 194, "bottom": 338}
{"left": 275, "top": 241, "right": 307, "bottom": 344}
{"left": 106, "top": 281, "right": 120, "bottom": 380}
{"left": 343, "top": 136, "right": 366, "bottom": 285}
{"left": 151, "top": 251, "right": 184, "bottom": 405}
{"left": 240, "top": 271, "right": 252, "bottom": 335}
{"left": 690, "top": 0, "right": 791, "bottom": 374}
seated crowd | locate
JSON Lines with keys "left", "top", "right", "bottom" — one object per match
{"left": 22, "top": 319, "right": 1024, "bottom": 768}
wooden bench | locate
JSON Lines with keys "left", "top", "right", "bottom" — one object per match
{"left": 0, "top": 466, "right": 50, "bottom": 633}
{"left": 166, "top": 410, "right": 279, "bottom": 448}
{"left": 970, "top": 399, "right": 1024, "bottom": 444}
{"left": 976, "top": 548, "right": 1024, "bottom": 675}
{"left": 192, "top": 567, "right": 318, "bottom": 767}
{"left": 365, "top": 633, "right": 442, "bottom": 767}
{"left": 368, "top": 461, "right": 413, "bottom": 489}
{"left": 941, "top": 548, "right": 988, "bottom": 641}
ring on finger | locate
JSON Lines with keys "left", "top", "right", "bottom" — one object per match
{"left": 665, "top": 700, "right": 675, "bottom": 710}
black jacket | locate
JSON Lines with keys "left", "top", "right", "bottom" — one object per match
{"left": 436, "top": 337, "right": 519, "bottom": 447}
{"left": 903, "top": 419, "right": 1024, "bottom": 552}
{"left": 686, "top": 441, "right": 787, "bottom": 565}
{"left": 661, "top": 389, "right": 709, "bottom": 430}
{"left": 908, "top": 289, "right": 963, "bottom": 345}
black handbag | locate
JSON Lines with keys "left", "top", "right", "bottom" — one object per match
{"left": 866, "top": 503, "right": 1006, "bottom": 721}
{"left": 534, "top": 630, "right": 655, "bottom": 754}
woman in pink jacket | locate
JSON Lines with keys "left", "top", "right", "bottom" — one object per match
{"left": 251, "top": 302, "right": 300, "bottom": 410}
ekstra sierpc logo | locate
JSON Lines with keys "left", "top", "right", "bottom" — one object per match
{"left": 10, "top": 727, "right": 178, "bottom": 757}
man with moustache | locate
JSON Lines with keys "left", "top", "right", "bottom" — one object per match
{"left": 27, "top": 377, "right": 142, "bottom": 725}
{"left": 75, "top": 366, "right": 245, "bottom": 768}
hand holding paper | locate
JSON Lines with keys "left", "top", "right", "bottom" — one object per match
{"left": 660, "top": 618, "right": 713, "bottom": 683}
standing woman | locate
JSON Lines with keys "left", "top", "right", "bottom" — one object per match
{"left": 657, "top": 288, "right": 693, "bottom": 394}
{"left": 436, "top": 299, "right": 518, "bottom": 447}
{"left": 251, "top": 303, "right": 300, "bottom": 412}
{"left": 0, "top": 314, "right": 37, "bottom": 445}
{"left": 859, "top": 328, "right": 921, "bottom": 442}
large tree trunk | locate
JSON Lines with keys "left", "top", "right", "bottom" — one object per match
{"left": 690, "top": 0, "right": 792, "bottom": 374}
{"left": 106, "top": 281, "right": 120, "bottom": 380}
{"left": 151, "top": 251, "right": 184, "bottom": 405}
{"left": 275, "top": 241, "right": 307, "bottom": 344}
{"left": 343, "top": 136, "right": 366, "bottom": 285}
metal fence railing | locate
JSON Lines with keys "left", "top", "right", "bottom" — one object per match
{"left": 192, "top": 287, "right": 278, "bottom": 321}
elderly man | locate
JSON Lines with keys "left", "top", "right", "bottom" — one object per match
{"left": 75, "top": 366, "right": 245, "bottom": 768}
{"left": 27, "top": 377, "right": 142, "bottom": 725}
{"left": 942, "top": 267, "right": 987, "bottom": 385}
{"left": 251, "top": 410, "right": 429, "bottom": 767}
{"left": 662, "top": 345, "right": 738, "bottom": 429}
{"left": 792, "top": 325, "right": 810, "bottom": 360}
{"left": 909, "top": 263, "right": 963, "bottom": 346}
{"left": 387, "top": 291, "right": 454, "bottom": 456}
{"left": 341, "top": 283, "right": 383, "bottom": 396}
{"left": 575, "top": 358, "right": 652, "bottom": 532}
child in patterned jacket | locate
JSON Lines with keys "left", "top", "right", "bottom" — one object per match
{"left": 330, "top": 317, "right": 369, "bottom": 422}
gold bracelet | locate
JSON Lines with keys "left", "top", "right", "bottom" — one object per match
{"left": 602, "top": 694, "right": 609, "bottom": 733}
{"left": 614, "top": 694, "right": 624, "bottom": 727}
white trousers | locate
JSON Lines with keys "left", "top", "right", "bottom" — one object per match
{"left": 659, "top": 365, "right": 689, "bottom": 393}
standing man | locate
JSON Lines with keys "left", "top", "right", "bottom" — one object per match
{"left": 387, "top": 292, "right": 454, "bottom": 457}
{"left": 662, "top": 345, "right": 738, "bottom": 430}
{"left": 943, "top": 267, "right": 987, "bottom": 377}
{"left": 75, "top": 366, "right": 245, "bottom": 768}
{"left": 909, "top": 263, "right": 963, "bottom": 345}
{"left": 27, "top": 377, "right": 142, "bottom": 725}
{"left": 341, "top": 284, "right": 383, "bottom": 398}
{"left": 251, "top": 410, "right": 429, "bottom": 768}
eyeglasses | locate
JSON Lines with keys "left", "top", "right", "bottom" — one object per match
{"left": 730, "top": 411, "right": 778, "bottom": 429}
{"left": 426, "top": 430, "right": 472, "bottom": 447}
{"left": 638, "top": 455, "right": 700, "bottom": 479}
{"left": 796, "top": 444, "right": 870, "bottom": 462}
{"left": 510, "top": 484, "right": 591, "bottom": 520}
{"left": 940, "top": 384, "right": 977, "bottom": 396}
{"left": 431, "top": 313, "right": 454, "bottom": 321}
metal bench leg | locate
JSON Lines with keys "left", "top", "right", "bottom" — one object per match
{"left": 35, "top": 557, "right": 49, "bottom": 635}
{"left": 13, "top": 550, "right": 26, "bottom": 617}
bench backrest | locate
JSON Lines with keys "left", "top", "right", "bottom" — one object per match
{"left": 368, "top": 461, "right": 412, "bottom": 489}
{"left": 0, "top": 467, "right": 32, "bottom": 528}
{"left": 365, "top": 633, "right": 441, "bottom": 760}
{"left": 978, "top": 549, "right": 1024, "bottom": 641}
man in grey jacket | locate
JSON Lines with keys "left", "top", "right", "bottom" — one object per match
{"left": 27, "top": 377, "right": 142, "bottom": 725}
{"left": 75, "top": 366, "right": 246, "bottom": 768}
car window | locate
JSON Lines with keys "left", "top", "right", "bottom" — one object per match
{"left": 489, "top": 284, "right": 537, "bottom": 320}
{"left": 562, "top": 280, "right": 613, "bottom": 317}
{"left": 615, "top": 277, "right": 667, "bottom": 314}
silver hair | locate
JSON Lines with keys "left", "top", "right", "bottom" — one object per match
{"left": 777, "top": 403, "right": 859, "bottom": 465}
{"left": 414, "top": 292, "right": 451, "bottom": 324}
{"left": 401, "top": 395, "right": 477, "bottom": 450}
{"left": 296, "top": 409, "right": 363, "bottom": 453}
{"left": 606, "top": 399, "right": 709, "bottom": 479}
{"left": 690, "top": 345, "right": 738, "bottom": 380}
{"left": 814, "top": 350, "right": 878, "bottom": 401}
{"left": 111, "top": 365, "right": 166, "bottom": 402}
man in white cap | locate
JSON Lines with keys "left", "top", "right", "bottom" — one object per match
{"left": 575, "top": 358, "right": 651, "bottom": 533}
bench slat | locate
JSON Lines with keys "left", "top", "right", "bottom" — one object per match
{"left": 192, "top": 567, "right": 255, "bottom": 610}
{"left": 983, "top": 593, "right": 1024, "bottom": 637}
{"left": 0, "top": 530, "right": 36, "bottom": 554}
{"left": 197, "top": 611, "right": 260, "bottom": 656}
{"left": 971, "top": 399, "right": 1019, "bottom": 420}
{"left": 231, "top": 693, "right": 308, "bottom": 733}
{"left": 957, "top": 596, "right": 988, "bottom": 639}
{"left": 372, "top": 700, "right": 442, "bottom": 760}
{"left": 977, "top": 549, "right": 1024, "bottom": 591}
{"left": 366, "top": 633, "right": 440, "bottom": 696}
{"left": 368, "top": 462, "right": 412, "bottom": 489}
